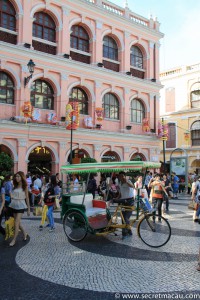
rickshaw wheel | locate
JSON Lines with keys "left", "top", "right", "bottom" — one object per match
{"left": 63, "top": 210, "right": 88, "bottom": 242}
{"left": 137, "top": 213, "right": 171, "bottom": 248}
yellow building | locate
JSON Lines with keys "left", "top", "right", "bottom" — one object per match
{"left": 160, "top": 64, "right": 200, "bottom": 174}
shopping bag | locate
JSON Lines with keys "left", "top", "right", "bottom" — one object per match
{"left": 54, "top": 197, "right": 60, "bottom": 210}
{"left": 5, "top": 217, "right": 15, "bottom": 240}
{"left": 188, "top": 200, "right": 195, "bottom": 210}
{"left": 33, "top": 206, "right": 43, "bottom": 216}
{"left": 193, "top": 210, "right": 198, "bottom": 221}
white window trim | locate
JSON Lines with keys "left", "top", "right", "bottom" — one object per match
{"left": 104, "top": 118, "right": 120, "bottom": 122}
{"left": 0, "top": 102, "right": 15, "bottom": 106}
{"left": 0, "top": 27, "right": 18, "bottom": 35}
{"left": 32, "top": 37, "right": 57, "bottom": 46}
{"left": 103, "top": 57, "right": 120, "bottom": 64}
{"left": 130, "top": 65, "right": 145, "bottom": 72}
{"left": 70, "top": 48, "right": 91, "bottom": 56}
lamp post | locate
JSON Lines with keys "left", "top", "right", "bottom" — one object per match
{"left": 161, "top": 117, "right": 168, "bottom": 173}
{"left": 66, "top": 101, "right": 79, "bottom": 164}
{"left": 69, "top": 112, "right": 75, "bottom": 164}
{"left": 24, "top": 59, "right": 35, "bottom": 87}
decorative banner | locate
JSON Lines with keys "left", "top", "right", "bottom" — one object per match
{"left": 95, "top": 107, "right": 104, "bottom": 122}
{"left": 66, "top": 102, "right": 79, "bottom": 130}
{"left": 32, "top": 108, "right": 41, "bottom": 122}
{"left": 142, "top": 118, "right": 150, "bottom": 132}
{"left": 184, "top": 132, "right": 190, "bottom": 141}
{"left": 158, "top": 121, "right": 168, "bottom": 140}
{"left": 21, "top": 101, "right": 32, "bottom": 124}
{"left": 162, "top": 123, "right": 168, "bottom": 141}
{"left": 46, "top": 111, "right": 57, "bottom": 125}
{"left": 21, "top": 101, "right": 32, "bottom": 118}
{"left": 157, "top": 121, "right": 163, "bottom": 138}
{"left": 84, "top": 116, "right": 93, "bottom": 128}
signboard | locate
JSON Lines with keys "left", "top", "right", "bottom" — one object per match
{"left": 170, "top": 157, "right": 187, "bottom": 176}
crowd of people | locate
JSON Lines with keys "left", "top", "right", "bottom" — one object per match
{"left": 1, "top": 169, "right": 200, "bottom": 269}
{"left": 0, "top": 171, "right": 63, "bottom": 246}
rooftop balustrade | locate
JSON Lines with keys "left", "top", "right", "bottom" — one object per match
{"left": 84, "top": 0, "right": 159, "bottom": 30}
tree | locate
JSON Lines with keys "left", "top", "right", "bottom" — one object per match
{"left": 0, "top": 152, "right": 14, "bottom": 177}
{"left": 81, "top": 157, "right": 97, "bottom": 164}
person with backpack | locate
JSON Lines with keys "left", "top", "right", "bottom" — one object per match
{"left": 43, "top": 175, "right": 60, "bottom": 232}
{"left": 87, "top": 174, "right": 97, "bottom": 199}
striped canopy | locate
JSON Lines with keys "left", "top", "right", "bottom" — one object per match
{"left": 61, "top": 161, "right": 161, "bottom": 174}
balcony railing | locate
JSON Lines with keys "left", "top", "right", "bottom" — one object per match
{"left": 0, "top": 29, "right": 17, "bottom": 45}
{"left": 32, "top": 40, "right": 56, "bottom": 55}
{"left": 82, "top": 0, "right": 156, "bottom": 30}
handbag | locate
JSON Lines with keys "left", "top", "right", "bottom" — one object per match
{"left": 163, "top": 193, "right": 168, "bottom": 202}
{"left": 188, "top": 200, "right": 195, "bottom": 210}
{"left": 5, "top": 217, "right": 15, "bottom": 240}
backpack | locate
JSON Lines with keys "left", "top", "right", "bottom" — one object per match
{"left": 44, "top": 184, "right": 55, "bottom": 204}
{"left": 87, "top": 179, "right": 95, "bottom": 192}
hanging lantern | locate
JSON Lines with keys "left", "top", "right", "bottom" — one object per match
{"left": 66, "top": 102, "right": 79, "bottom": 130}
{"left": 184, "top": 132, "right": 190, "bottom": 141}
{"left": 142, "top": 118, "right": 150, "bottom": 132}
{"left": 95, "top": 107, "right": 104, "bottom": 122}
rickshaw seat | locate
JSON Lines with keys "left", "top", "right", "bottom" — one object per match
{"left": 86, "top": 207, "right": 107, "bottom": 217}
{"left": 70, "top": 194, "right": 107, "bottom": 217}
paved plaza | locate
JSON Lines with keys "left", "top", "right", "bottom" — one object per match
{"left": 0, "top": 194, "right": 200, "bottom": 300}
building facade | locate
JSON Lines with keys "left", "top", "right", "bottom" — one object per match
{"left": 160, "top": 63, "right": 200, "bottom": 173}
{"left": 0, "top": 0, "right": 163, "bottom": 175}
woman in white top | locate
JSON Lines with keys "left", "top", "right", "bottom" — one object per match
{"left": 9, "top": 171, "right": 30, "bottom": 247}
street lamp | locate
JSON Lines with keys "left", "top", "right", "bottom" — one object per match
{"left": 161, "top": 117, "right": 168, "bottom": 173}
{"left": 24, "top": 59, "right": 35, "bottom": 87}
{"left": 69, "top": 112, "right": 76, "bottom": 164}
{"left": 66, "top": 101, "right": 79, "bottom": 164}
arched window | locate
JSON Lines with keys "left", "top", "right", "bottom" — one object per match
{"left": 191, "top": 121, "right": 200, "bottom": 146}
{"left": 0, "top": 71, "right": 14, "bottom": 104}
{"left": 130, "top": 99, "right": 145, "bottom": 123}
{"left": 191, "top": 82, "right": 200, "bottom": 109}
{"left": 103, "top": 36, "right": 118, "bottom": 61}
{"left": 70, "top": 25, "right": 89, "bottom": 52}
{"left": 0, "top": 0, "right": 16, "bottom": 30}
{"left": 33, "top": 12, "right": 56, "bottom": 42}
{"left": 102, "top": 93, "right": 119, "bottom": 120}
{"left": 130, "top": 46, "right": 143, "bottom": 69}
{"left": 30, "top": 80, "right": 54, "bottom": 110}
{"left": 70, "top": 87, "right": 88, "bottom": 115}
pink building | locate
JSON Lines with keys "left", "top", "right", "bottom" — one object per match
{"left": 0, "top": 0, "right": 163, "bottom": 175}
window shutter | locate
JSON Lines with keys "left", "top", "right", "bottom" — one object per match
{"left": 166, "top": 123, "right": 176, "bottom": 148}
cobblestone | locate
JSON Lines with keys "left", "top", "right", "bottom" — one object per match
{"left": 0, "top": 195, "right": 199, "bottom": 299}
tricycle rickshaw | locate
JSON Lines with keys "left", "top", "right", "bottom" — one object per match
{"left": 61, "top": 161, "right": 171, "bottom": 248}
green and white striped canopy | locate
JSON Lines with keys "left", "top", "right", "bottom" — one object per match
{"left": 61, "top": 161, "right": 161, "bottom": 174}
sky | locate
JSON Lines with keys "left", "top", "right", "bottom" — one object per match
{"left": 112, "top": 0, "right": 200, "bottom": 71}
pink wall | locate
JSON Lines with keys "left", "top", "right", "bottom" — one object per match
{"left": 0, "top": 0, "right": 163, "bottom": 174}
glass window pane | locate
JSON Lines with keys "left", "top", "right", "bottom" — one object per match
{"left": 36, "top": 81, "right": 41, "bottom": 93}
